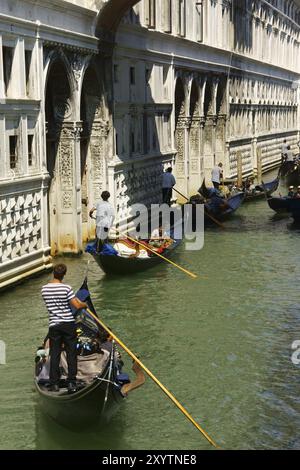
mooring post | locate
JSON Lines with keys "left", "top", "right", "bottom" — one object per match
{"left": 0, "top": 340, "right": 6, "bottom": 365}
{"left": 237, "top": 151, "right": 243, "bottom": 187}
{"left": 257, "top": 147, "right": 262, "bottom": 184}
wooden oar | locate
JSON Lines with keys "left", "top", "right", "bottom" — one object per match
{"left": 86, "top": 307, "right": 219, "bottom": 449}
{"left": 173, "top": 187, "right": 225, "bottom": 229}
{"left": 110, "top": 229, "right": 198, "bottom": 280}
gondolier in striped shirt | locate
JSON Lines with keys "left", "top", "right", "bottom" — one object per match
{"left": 41, "top": 264, "right": 87, "bottom": 393}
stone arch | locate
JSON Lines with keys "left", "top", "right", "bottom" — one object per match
{"left": 188, "top": 79, "right": 202, "bottom": 194}
{"left": 45, "top": 57, "right": 78, "bottom": 256}
{"left": 174, "top": 76, "right": 188, "bottom": 198}
{"left": 203, "top": 78, "right": 213, "bottom": 117}
{"left": 189, "top": 79, "right": 200, "bottom": 119}
{"left": 80, "top": 62, "right": 110, "bottom": 241}
{"left": 175, "top": 77, "right": 186, "bottom": 127}
{"left": 44, "top": 49, "right": 76, "bottom": 99}
{"left": 96, "top": 0, "right": 142, "bottom": 35}
{"left": 216, "top": 76, "right": 227, "bottom": 115}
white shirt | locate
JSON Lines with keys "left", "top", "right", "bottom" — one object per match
{"left": 212, "top": 166, "right": 223, "bottom": 184}
{"left": 113, "top": 242, "right": 149, "bottom": 259}
{"left": 286, "top": 150, "right": 294, "bottom": 162}
{"left": 96, "top": 201, "right": 115, "bottom": 229}
{"left": 282, "top": 144, "right": 288, "bottom": 155}
{"left": 162, "top": 172, "right": 176, "bottom": 188}
{"left": 151, "top": 228, "right": 169, "bottom": 238}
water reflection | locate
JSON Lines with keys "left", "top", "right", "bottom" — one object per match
{"left": 34, "top": 404, "right": 125, "bottom": 450}
{"left": 1, "top": 170, "right": 300, "bottom": 450}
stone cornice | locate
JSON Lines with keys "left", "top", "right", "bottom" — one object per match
{"left": 0, "top": 12, "right": 98, "bottom": 51}
{"left": 116, "top": 27, "right": 300, "bottom": 82}
{"left": 24, "top": 0, "right": 98, "bottom": 18}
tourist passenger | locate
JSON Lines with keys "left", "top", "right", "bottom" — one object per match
{"left": 230, "top": 180, "right": 241, "bottom": 194}
{"left": 211, "top": 163, "right": 223, "bottom": 190}
{"left": 151, "top": 226, "right": 169, "bottom": 239}
{"left": 288, "top": 186, "right": 295, "bottom": 198}
{"left": 249, "top": 178, "right": 256, "bottom": 192}
{"left": 89, "top": 191, "right": 115, "bottom": 252}
{"left": 162, "top": 167, "right": 176, "bottom": 206}
{"left": 206, "top": 188, "right": 229, "bottom": 214}
{"left": 41, "top": 264, "right": 88, "bottom": 393}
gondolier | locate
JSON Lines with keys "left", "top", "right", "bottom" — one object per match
{"left": 211, "top": 163, "right": 223, "bottom": 189}
{"left": 162, "top": 167, "right": 176, "bottom": 206}
{"left": 41, "top": 264, "right": 87, "bottom": 393}
{"left": 281, "top": 140, "right": 288, "bottom": 162}
{"left": 89, "top": 191, "right": 115, "bottom": 252}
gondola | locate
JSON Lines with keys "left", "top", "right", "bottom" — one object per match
{"left": 244, "top": 177, "right": 279, "bottom": 202}
{"left": 199, "top": 177, "right": 278, "bottom": 202}
{"left": 279, "top": 159, "right": 300, "bottom": 187}
{"left": 267, "top": 196, "right": 290, "bottom": 214}
{"left": 86, "top": 237, "right": 181, "bottom": 276}
{"left": 35, "top": 279, "right": 130, "bottom": 429}
{"left": 205, "top": 191, "right": 245, "bottom": 225}
{"left": 287, "top": 198, "right": 300, "bottom": 222}
{"left": 190, "top": 185, "right": 245, "bottom": 229}
{"left": 268, "top": 196, "right": 300, "bottom": 221}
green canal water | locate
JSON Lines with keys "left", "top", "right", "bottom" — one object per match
{"left": 1, "top": 174, "right": 300, "bottom": 450}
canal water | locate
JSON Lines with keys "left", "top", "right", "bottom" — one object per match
{"left": 1, "top": 171, "right": 300, "bottom": 450}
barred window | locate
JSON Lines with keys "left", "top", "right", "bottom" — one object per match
{"left": 28, "top": 135, "right": 34, "bottom": 167}
{"left": 9, "top": 136, "right": 18, "bottom": 169}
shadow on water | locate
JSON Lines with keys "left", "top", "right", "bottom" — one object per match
{"left": 34, "top": 403, "right": 126, "bottom": 450}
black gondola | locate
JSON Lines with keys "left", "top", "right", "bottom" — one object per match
{"left": 35, "top": 280, "right": 130, "bottom": 428}
{"left": 244, "top": 178, "right": 279, "bottom": 202}
{"left": 86, "top": 237, "right": 181, "bottom": 276}
{"left": 267, "top": 196, "right": 290, "bottom": 214}
{"left": 204, "top": 192, "right": 245, "bottom": 225}
{"left": 192, "top": 183, "right": 244, "bottom": 227}
{"left": 199, "top": 177, "right": 278, "bottom": 202}
{"left": 268, "top": 196, "right": 300, "bottom": 221}
{"left": 279, "top": 159, "right": 300, "bottom": 187}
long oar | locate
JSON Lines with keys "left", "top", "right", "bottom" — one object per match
{"left": 111, "top": 229, "right": 198, "bottom": 280}
{"left": 173, "top": 187, "right": 225, "bottom": 229}
{"left": 86, "top": 307, "right": 219, "bottom": 449}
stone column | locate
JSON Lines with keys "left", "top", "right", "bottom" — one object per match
{"left": 52, "top": 122, "right": 83, "bottom": 254}
{"left": 189, "top": 118, "right": 201, "bottom": 195}
{"left": 237, "top": 151, "right": 243, "bottom": 187}
{"left": 215, "top": 115, "right": 226, "bottom": 166}
{"left": 87, "top": 119, "right": 110, "bottom": 239}
{"left": 175, "top": 117, "right": 187, "bottom": 199}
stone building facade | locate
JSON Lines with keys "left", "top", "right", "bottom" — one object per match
{"left": 0, "top": 0, "right": 300, "bottom": 288}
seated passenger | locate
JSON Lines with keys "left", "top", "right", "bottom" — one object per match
{"left": 295, "top": 186, "right": 300, "bottom": 199}
{"left": 230, "top": 180, "right": 242, "bottom": 195}
{"left": 150, "top": 226, "right": 170, "bottom": 240}
{"left": 206, "top": 188, "right": 229, "bottom": 214}
{"left": 248, "top": 178, "right": 256, "bottom": 192}
{"left": 113, "top": 239, "right": 149, "bottom": 258}
{"left": 219, "top": 184, "right": 230, "bottom": 198}
{"left": 288, "top": 186, "right": 295, "bottom": 198}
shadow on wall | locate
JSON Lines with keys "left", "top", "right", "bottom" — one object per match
{"left": 112, "top": 6, "right": 170, "bottom": 222}
{"left": 233, "top": 0, "right": 253, "bottom": 52}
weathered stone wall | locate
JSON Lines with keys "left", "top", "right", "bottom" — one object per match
{"left": 1, "top": 0, "right": 300, "bottom": 287}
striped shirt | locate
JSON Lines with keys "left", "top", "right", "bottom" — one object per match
{"left": 41, "top": 283, "right": 75, "bottom": 327}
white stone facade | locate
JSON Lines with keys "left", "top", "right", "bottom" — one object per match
{"left": 0, "top": 0, "right": 300, "bottom": 288}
